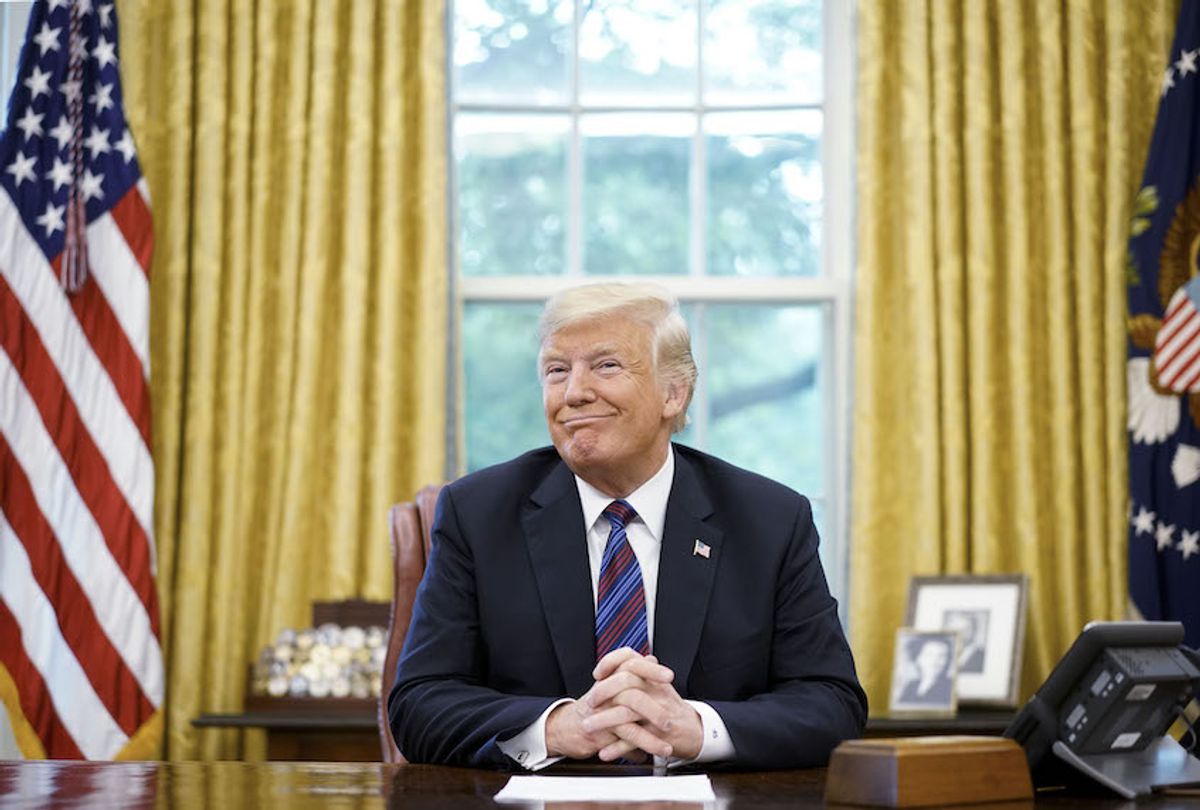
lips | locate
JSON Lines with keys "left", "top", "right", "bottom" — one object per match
{"left": 560, "top": 413, "right": 614, "bottom": 427}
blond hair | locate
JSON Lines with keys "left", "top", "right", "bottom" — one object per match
{"left": 537, "top": 282, "right": 697, "bottom": 433}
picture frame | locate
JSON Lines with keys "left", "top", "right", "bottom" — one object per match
{"left": 904, "top": 574, "right": 1029, "bottom": 708}
{"left": 888, "top": 628, "right": 960, "bottom": 717}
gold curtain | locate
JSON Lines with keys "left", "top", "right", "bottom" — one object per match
{"left": 852, "top": 0, "right": 1176, "bottom": 710}
{"left": 115, "top": 0, "right": 447, "bottom": 759}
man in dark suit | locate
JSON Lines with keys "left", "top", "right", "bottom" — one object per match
{"left": 389, "top": 283, "right": 866, "bottom": 770}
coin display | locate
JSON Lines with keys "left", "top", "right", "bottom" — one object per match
{"left": 250, "top": 623, "right": 388, "bottom": 699}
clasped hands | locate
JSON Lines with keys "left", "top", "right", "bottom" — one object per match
{"left": 545, "top": 647, "right": 703, "bottom": 763}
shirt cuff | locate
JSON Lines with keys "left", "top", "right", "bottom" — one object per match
{"left": 496, "top": 698, "right": 573, "bottom": 771}
{"left": 668, "top": 700, "right": 735, "bottom": 766}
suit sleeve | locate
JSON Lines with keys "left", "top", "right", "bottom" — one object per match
{"left": 387, "top": 486, "right": 559, "bottom": 768}
{"left": 706, "top": 497, "right": 868, "bottom": 769}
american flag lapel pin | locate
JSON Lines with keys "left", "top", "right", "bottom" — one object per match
{"left": 692, "top": 539, "right": 711, "bottom": 559}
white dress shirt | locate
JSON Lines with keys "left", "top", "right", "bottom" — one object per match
{"left": 498, "top": 447, "right": 735, "bottom": 769}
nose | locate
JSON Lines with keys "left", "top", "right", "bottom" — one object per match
{"left": 563, "top": 366, "right": 595, "bottom": 406}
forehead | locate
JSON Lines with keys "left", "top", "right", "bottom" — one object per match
{"left": 539, "top": 315, "right": 653, "bottom": 358}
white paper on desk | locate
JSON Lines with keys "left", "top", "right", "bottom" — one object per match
{"left": 494, "top": 774, "right": 715, "bottom": 802}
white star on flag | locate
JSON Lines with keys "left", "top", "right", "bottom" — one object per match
{"left": 1180, "top": 529, "right": 1200, "bottom": 561}
{"left": 99, "top": 3, "right": 114, "bottom": 27}
{"left": 1163, "top": 66, "right": 1177, "bottom": 96}
{"left": 32, "top": 22, "right": 60, "bottom": 55}
{"left": 114, "top": 130, "right": 135, "bottom": 163}
{"left": 15, "top": 108, "right": 43, "bottom": 140}
{"left": 47, "top": 156, "right": 71, "bottom": 190}
{"left": 6, "top": 151, "right": 36, "bottom": 187}
{"left": 1178, "top": 48, "right": 1199, "bottom": 76}
{"left": 79, "top": 168, "right": 105, "bottom": 202}
{"left": 46, "top": 0, "right": 69, "bottom": 10}
{"left": 60, "top": 77, "right": 82, "bottom": 105}
{"left": 47, "top": 117, "right": 72, "bottom": 151}
{"left": 84, "top": 126, "right": 111, "bottom": 158}
{"left": 89, "top": 83, "right": 114, "bottom": 114}
{"left": 1157, "top": 521, "right": 1177, "bottom": 552}
{"left": 69, "top": 31, "right": 87, "bottom": 60}
{"left": 23, "top": 65, "right": 52, "bottom": 100}
{"left": 35, "top": 201, "right": 65, "bottom": 236}
{"left": 92, "top": 36, "right": 116, "bottom": 69}
{"left": 1133, "top": 505, "right": 1157, "bottom": 535}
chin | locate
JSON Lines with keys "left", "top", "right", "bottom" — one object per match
{"left": 559, "top": 437, "right": 613, "bottom": 470}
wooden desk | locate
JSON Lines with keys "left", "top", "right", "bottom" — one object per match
{"left": 192, "top": 708, "right": 1016, "bottom": 762}
{"left": 0, "top": 760, "right": 1192, "bottom": 808}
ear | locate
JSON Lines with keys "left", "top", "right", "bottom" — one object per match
{"left": 661, "top": 382, "right": 685, "bottom": 421}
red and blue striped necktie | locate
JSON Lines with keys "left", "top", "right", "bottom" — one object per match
{"left": 595, "top": 500, "right": 650, "bottom": 661}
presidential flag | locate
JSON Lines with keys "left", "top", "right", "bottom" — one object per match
{"left": 1127, "top": 0, "right": 1200, "bottom": 647}
{"left": 0, "top": 0, "right": 162, "bottom": 758}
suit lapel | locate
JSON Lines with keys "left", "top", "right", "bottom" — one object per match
{"left": 653, "top": 450, "right": 722, "bottom": 697}
{"left": 521, "top": 461, "right": 596, "bottom": 698}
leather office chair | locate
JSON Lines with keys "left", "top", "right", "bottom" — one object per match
{"left": 379, "top": 483, "right": 444, "bottom": 763}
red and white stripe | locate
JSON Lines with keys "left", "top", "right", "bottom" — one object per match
{"left": 1154, "top": 284, "right": 1200, "bottom": 393}
{"left": 0, "top": 182, "right": 161, "bottom": 759}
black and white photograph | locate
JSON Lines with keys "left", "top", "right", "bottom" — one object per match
{"left": 943, "top": 608, "right": 989, "bottom": 674}
{"left": 905, "top": 575, "right": 1029, "bottom": 707}
{"left": 888, "top": 628, "right": 960, "bottom": 716}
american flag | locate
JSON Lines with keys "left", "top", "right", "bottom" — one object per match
{"left": 1127, "top": 0, "right": 1200, "bottom": 647}
{"left": 1154, "top": 276, "right": 1200, "bottom": 393}
{"left": 0, "top": 0, "right": 161, "bottom": 759}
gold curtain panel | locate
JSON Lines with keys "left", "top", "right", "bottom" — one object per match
{"left": 852, "top": 0, "right": 1176, "bottom": 710}
{"left": 117, "top": 0, "right": 447, "bottom": 760}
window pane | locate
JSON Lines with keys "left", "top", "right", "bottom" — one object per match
{"left": 454, "top": 0, "right": 572, "bottom": 105}
{"left": 706, "top": 110, "right": 822, "bottom": 277}
{"left": 462, "top": 303, "right": 547, "bottom": 471}
{"left": 580, "top": 0, "right": 697, "bottom": 106}
{"left": 457, "top": 114, "right": 568, "bottom": 277}
{"left": 677, "top": 303, "right": 824, "bottom": 498}
{"left": 583, "top": 113, "right": 692, "bottom": 275}
{"left": 704, "top": 0, "right": 821, "bottom": 105}
{"left": 0, "top": 3, "right": 33, "bottom": 116}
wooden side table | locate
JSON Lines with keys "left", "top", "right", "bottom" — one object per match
{"left": 195, "top": 599, "right": 391, "bottom": 762}
{"left": 193, "top": 698, "right": 380, "bottom": 761}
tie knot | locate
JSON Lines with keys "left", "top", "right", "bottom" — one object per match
{"left": 603, "top": 500, "right": 637, "bottom": 529}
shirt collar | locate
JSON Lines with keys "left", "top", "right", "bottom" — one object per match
{"left": 574, "top": 446, "right": 675, "bottom": 543}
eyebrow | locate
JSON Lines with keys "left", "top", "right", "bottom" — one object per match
{"left": 540, "top": 344, "right": 623, "bottom": 364}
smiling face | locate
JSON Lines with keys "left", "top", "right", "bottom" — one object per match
{"left": 539, "top": 315, "right": 684, "bottom": 497}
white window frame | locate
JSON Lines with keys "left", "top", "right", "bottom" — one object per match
{"left": 448, "top": 0, "right": 855, "bottom": 611}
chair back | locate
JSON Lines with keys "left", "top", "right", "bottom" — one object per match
{"left": 379, "top": 484, "right": 443, "bottom": 763}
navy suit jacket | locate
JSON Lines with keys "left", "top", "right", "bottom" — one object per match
{"left": 388, "top": 444, "right": 867, "bottom": 769}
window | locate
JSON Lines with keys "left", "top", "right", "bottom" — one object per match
{"left": 451, "top": 0, "right": 854, "bottom": 608}
{"left": 0, "top": 3, "right": 33, "bottom": 110}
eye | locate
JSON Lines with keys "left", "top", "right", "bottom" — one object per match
{"left": 597, "top": 359, "right": 621, "bottom": 372}
{"left": 542, "top": 364, "right": 568, "bottom": 380}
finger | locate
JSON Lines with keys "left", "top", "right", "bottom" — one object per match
{"left": 580, "top": 704, "right": 642, "bottom": 733}
{"left": 587, "top": 670, "right": 650, "bottom": 708}
{"left": 611, "top": 655, "right": 674, "bottom": 685}
{"left": 611, "top": 689, "right": 674, "bottom": 731}
{"left": 592, "top": 646, "right": 644, "bottom": 680}
{"left": 596, "top": 736, "right": 644, "bottom": 762}
{"left": 607, "top": 722, "right": 672, "bottom": 759}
